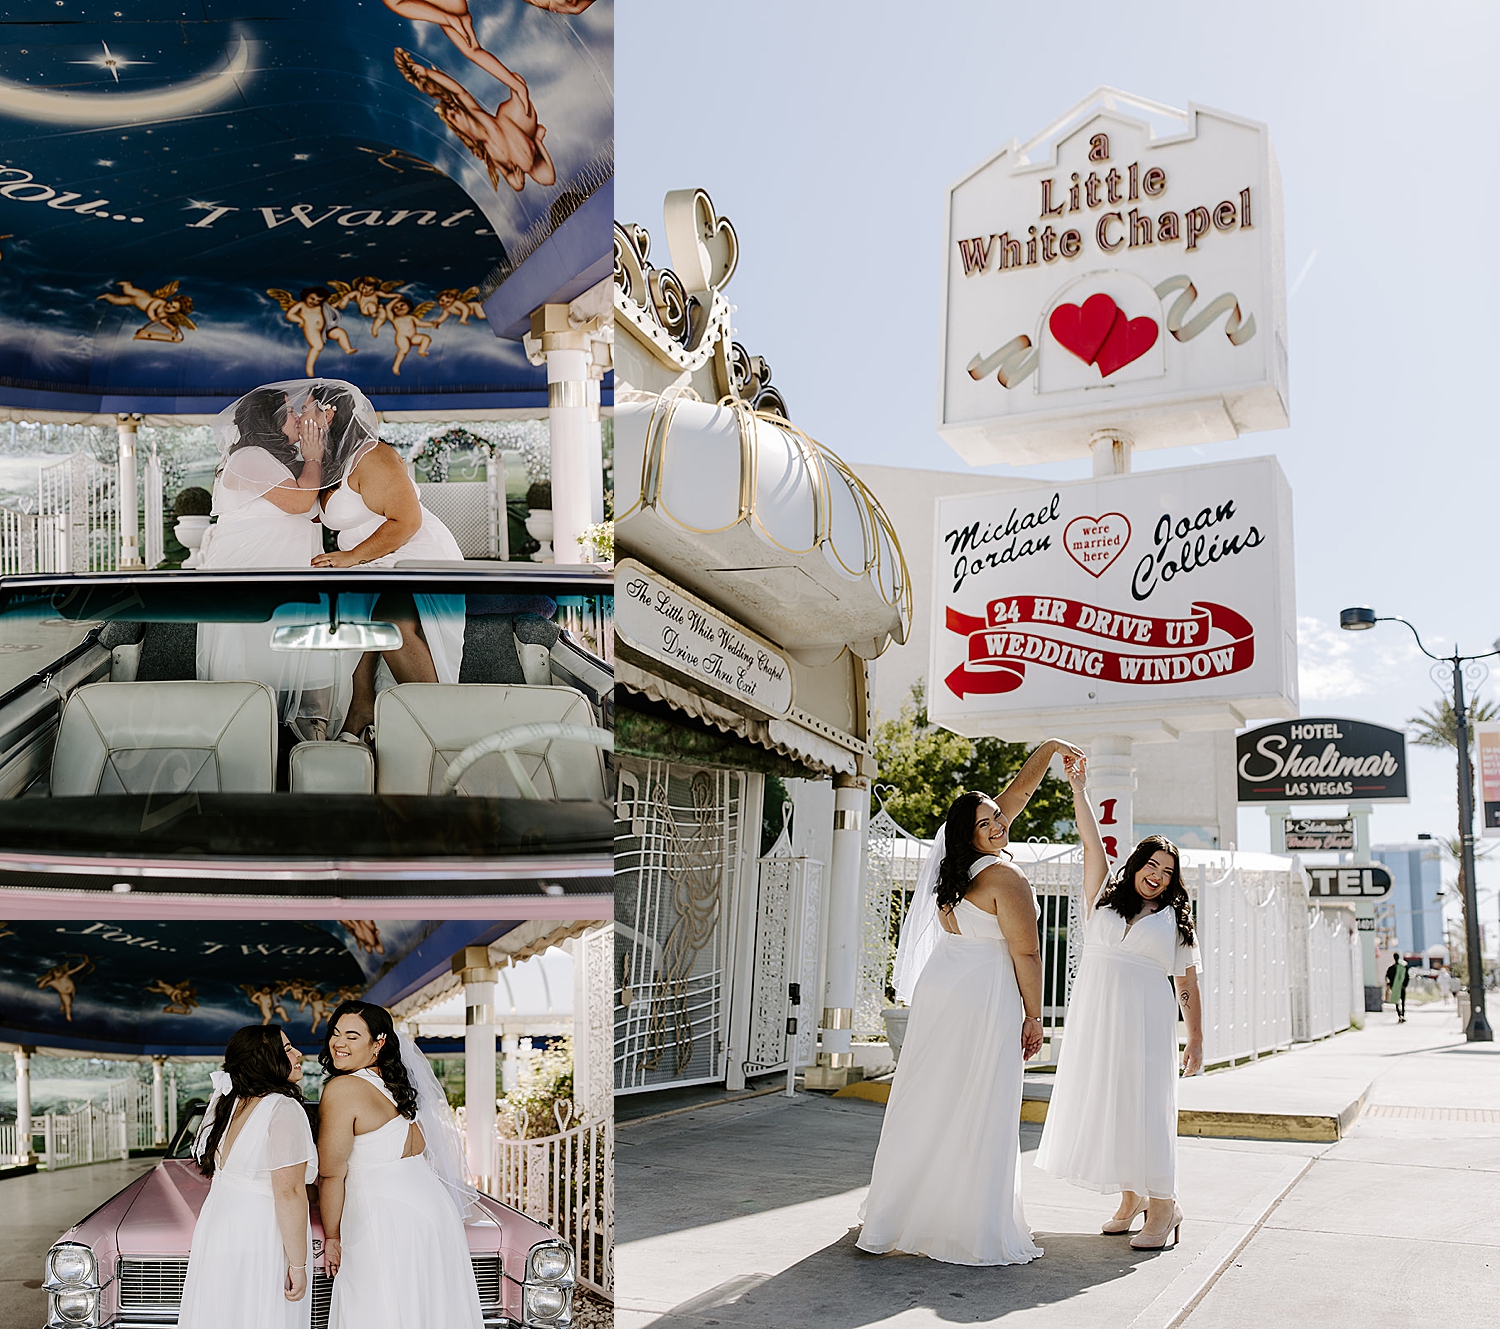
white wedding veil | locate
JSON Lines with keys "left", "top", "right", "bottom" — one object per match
{"left": 397, "top": 1029, "right": 481, "bottom": 1220}
{"left": 891, "top": 822, "right": 947, "bottom": 1005}
{"left": 212, "top": 377, "right": 381, "bottom": 505}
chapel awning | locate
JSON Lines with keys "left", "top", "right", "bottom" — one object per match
{"left": 0, "top": 1, "right": 613, "bottom": 421}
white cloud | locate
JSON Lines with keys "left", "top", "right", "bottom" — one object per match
{"left": 1296, "top": 614, "right": 1426, "bottom": 708}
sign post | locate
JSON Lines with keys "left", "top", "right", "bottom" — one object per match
{"left": 935, "top": 91, "right": 1290, "bottom": 859}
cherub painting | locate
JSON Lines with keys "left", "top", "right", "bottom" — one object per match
{"left": 433, "top": 287, "right": 487, "bottom": 326}
{"left": 38, "top": 957, "right": 93, "bottom": 1022}
{"left": 145, "top": 978, "right": 199, "bottom": 1016}
{"left": 385, "top": 295, "right": 437, "bottom": 374}
{"left": 339, "top": 920, "right": 386, "bottom": 954}
{"left": 329, "top": 276, "right": 405, "bottom": 338}
{"left": 394, "top": 47, "right": 555, "bottom": 193}
{"left": 267, "top": 286, "right": 358, "bottom": 377}
{"left": 241, "top": 982, "right": 291, "bottom": 1025}
{"left": 97, "top": 279, "right": 197, "bottom": 343}
{"left": 304, "top": 989, "right": 339, "bottom": 1035}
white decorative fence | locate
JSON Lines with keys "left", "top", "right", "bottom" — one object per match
{"left": 493, "top": 1111, "right": 612, "bottom": 1298}
{"left": 0, "top": 449, "right": 168, "bottom": 574}
{"left": 416, "top": 475, "right": 505, "bottom": 559}
{"left": 42, "top": 1100, "right": 128, "bottom": 1170}
{"left": 0, "top": 1120, "right": 18, "bottom": 1158}
{"left": 0, "top": 506, "right": 38, "bottom": 574}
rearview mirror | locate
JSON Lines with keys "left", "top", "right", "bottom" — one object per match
{"left": 270, "top": 622, "right": 403, "bottom": 651}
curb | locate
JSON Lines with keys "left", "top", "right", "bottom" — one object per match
{"left": 834, "top": 1079, "right": 1369, "bottom": 1141}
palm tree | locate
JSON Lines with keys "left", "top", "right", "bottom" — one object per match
{"left": 1408, "top": 696, "right": 1500, "bottom": 750}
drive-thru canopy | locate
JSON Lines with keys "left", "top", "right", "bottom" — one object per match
{"left": 0, "top": 0, "right": 613, "bottom": 420}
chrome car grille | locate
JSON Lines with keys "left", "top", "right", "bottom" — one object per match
{"left": 118, "top": 1259, "right": 188, "bottom": 1309}
{"left": 311, "top": 1269, "right": 334, "bottom": 1329}
{"left": 472, "top": 1254, "right": 502, "bottom": 1306}
{"left": 116, "top": 1254, "right": 500, "bottom": 1325}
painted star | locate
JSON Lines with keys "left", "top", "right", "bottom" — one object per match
{"left": 70, "top": 41, "right": 151, "bottom": 84}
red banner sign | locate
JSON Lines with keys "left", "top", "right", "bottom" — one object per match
{"left": 944, "top": 595, "right": 1255, "bottom": 697}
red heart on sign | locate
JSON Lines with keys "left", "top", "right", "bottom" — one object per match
{"left": 1064, "top": 513, "right": 1132, "bottom": 577}
{"left": 1049, "top": 293, "right": 1118, "bottom": 366}
{"left": 1094, "top": 311, "right": 1159, "bottom": 377}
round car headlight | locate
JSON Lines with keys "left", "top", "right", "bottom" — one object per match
{"left": 48, "top": 1246, "right": 96, "bottom": 1286}
{"left": 52, "top": 1287, "right": 97, "bottom": 1323}
{"left": 528, "top": 1244, "right": 572, "bottom": 1283}
{"left": 524, "top": 1284, "right": 568, "bottom": 1322}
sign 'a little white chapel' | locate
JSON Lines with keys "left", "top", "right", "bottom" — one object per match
{"left": 939, "top": 90, "right": 1289, "bottom": 466}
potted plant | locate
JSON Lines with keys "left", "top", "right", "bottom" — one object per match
{"left": 523, "top": 480, "right": 553, "bottom": 562}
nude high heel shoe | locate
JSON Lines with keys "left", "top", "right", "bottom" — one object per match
{"left": 1130, "top": 1203, "right": 1183, "bottom": 1250}
{"left": 1101, "top": 1196, "right": 1148, "bottom": 1234}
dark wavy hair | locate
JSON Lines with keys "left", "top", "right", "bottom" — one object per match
{"left": 309, "top": 381, "right": 378, "bottom": 484}
{"left": 318, "top": 1000, "right": 419, "bottom": 1120}
{"left": 1096, "top": 834, "right": 1195, "bottom": 946}
{"left": 195, "top": 1025, "right": 305, "bottom": 1178}
{"left": 223, "top": 387, "right": 301, "bottom": 478}
{"left": 935, "top": 790, "right": 1010, "bottom": 910}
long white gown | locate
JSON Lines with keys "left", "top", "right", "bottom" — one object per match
{"left": 857, "top": 858, "right": 1043, "bottom": 1266}
{"left": 1034, "top": 903, "right": 1201, "bottom": 1199}
{"left": 197, "top": 449, "right": 347, "bottom": 726}
{"left": 328, "top": 1068, "right": 483, "bottom": 1329}
{"left": 179, "top": 1094, "right": 317, "bottom": 1329}
{"left": 320, "top": 481, "right": 466, "bottom": 685}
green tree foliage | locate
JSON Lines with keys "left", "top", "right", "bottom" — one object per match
{"left": 873, "top": 681, "right": 1075, "bottom": 841}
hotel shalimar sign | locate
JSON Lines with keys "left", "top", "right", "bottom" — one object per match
{"left": 939, "top": 90, "right": 1289, "bottom": 466}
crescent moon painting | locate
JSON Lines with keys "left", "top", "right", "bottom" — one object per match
{"left": 0, "top": 0, "right": 613, "bottom": 419}
{"left": 0, "top": 37, "right": 253, "bottom": 126}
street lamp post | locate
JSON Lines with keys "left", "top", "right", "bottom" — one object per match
{"left": 1340, "top": 607, "right": 1495, "bottom": 1042}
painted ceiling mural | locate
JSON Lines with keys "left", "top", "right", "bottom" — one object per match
{"left": 0, "top": 917, "right": 445, "bottom": 1053}
{"left": 0, "top": 1, "right": 613, "bottom": 417}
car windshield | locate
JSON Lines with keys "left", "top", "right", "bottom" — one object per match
{"left": 0, "top": 568, "right": 613, "bottom": 878}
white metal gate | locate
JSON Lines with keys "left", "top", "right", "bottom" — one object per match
{"left": 738, "top": 812, "right": 824, "bottom": 1080}
{"left": 38, "top": 452, "right": 117, "bottom": 574}
{"left": 856, "top": 793, "right": 922, "bottom": 1037}
{"left": 614, "top": 759, "right": 747, "bottom": 1092}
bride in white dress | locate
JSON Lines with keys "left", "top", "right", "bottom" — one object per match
{"left": 179, "top": 1026, "right": 317, "bottom": 1329}
{"left": 316, "top": 1000, "right": 483, "bottom": 1329}
{"left": 196, "top": 379, "right": 377, "bottom": 738}
{"left": 304, "top": 383, "right": 466, "bottom": 742}
{"left": 1034, "top": 767, "right": 1204, "bottom": 1250}
{"left": 857, "top": 739, "right": 1081, "bottom": 1266}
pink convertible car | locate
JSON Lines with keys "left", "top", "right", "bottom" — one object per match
{"left": 42, "top": 1103, "right": 575, "bottom": 1329}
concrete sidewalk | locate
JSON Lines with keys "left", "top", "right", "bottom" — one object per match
{"left": 617, "top": 1004, "right": 1500, "bottom": 1328}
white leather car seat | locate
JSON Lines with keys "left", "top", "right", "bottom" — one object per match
{"left": 372, "top": 684, "right": 607, "bottom": 798}
{"left": 51, "top": 681, "right": 277, "bottom": 796}
{"left": 289, "top": 740, "right": 375, "bottom": 794}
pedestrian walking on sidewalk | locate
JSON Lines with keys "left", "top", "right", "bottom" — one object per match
{"left": 1387, "top": 953, "right": 1410, "bottom": 1022}
{"left": 856, "top": 738, "right": 1083, "bottom": 1266}
{"left": 1034, "top": 781, "right": 1203, "bottom": 1252}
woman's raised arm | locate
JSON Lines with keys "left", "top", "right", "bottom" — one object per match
{"left": 1065, "top": 754, "right": 1110, "bottom": 909}
{"left": 996, "top": 738, "right": 1085, "bottom": 830}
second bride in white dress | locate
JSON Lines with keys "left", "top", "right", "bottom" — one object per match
{"left": 317, "top": 999, "right": 483, "bottom": 1329}
{"left": 857, "top": 739, "right": 1081, "bottom": 1266}
{"left": 306, "top": 383, "right": 466, "bottom": 741}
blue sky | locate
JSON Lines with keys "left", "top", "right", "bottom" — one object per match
{"left": 618, "top": 1, "right": 1500, "bottom": 923}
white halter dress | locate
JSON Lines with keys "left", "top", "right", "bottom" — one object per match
{"left": 328, "top": 1068, "right": 483, "bottom": 1329}
{"left": 857, "top": 854, "right": 1043, "bottom": 1266}
{"left": 320, "top": 481, "right": 466, "bottom": 687}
